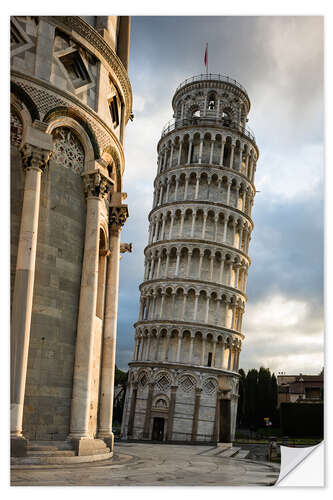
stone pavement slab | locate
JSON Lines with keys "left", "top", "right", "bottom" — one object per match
{"left": 11, "top": 442, "right": 280, "bottom": 487}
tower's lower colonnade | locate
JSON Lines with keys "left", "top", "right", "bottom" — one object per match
{"left": 121, "top": 362, "right": 239, "bottom": 443}
{"left": 133, "top": 321, "right": 242, "bottom": 370}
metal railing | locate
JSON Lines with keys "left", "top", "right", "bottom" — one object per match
{"left": 174, "top": 73, "right": 248, "bottom": 95}
{"left": 161, "top": 117, "right": 256, "bottom": 143}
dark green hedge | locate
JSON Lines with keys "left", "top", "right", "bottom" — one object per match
{"left": 279, "top": 403, "right": 323, "bottom": 437}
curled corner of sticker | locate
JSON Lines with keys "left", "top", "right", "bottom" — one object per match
{"left": 276, "top": 441, "right": 324, "bottom": 487}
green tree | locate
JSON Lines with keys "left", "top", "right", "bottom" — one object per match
{"left": 237, "top": 368, "right": 246, "bottom": 426}
{"left": 257, "top": 367, "right": 272, "bottom": 426}
{"left": 112, "top": 365, "right": 128, "bottom": 425}
{"left": 271, "top": 373, "right": 278, "bottom": 424}
{"left": 245, "top": 368, "right": 258, "bottom": 427}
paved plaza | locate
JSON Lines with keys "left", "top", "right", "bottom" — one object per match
{"left": 11, "top": 442, "right": 280, "bottom": 486}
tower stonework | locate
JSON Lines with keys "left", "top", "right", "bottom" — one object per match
{"left": 122, "top": 74, "right": 259, "bottom": 443}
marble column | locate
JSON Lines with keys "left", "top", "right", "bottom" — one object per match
{"left": 194, "top": 177, "right": 200, "bottom": 199}
{"left": 143, "top": 382, "right": 155, "bottom": 439}
{"left": 219, "top": 257, "right": 225, "bottom": 284}
{"left": 181, "top": 293, "right": 187, "bottom": 320}
{"left": 209, "top": 255, "right": 214, "bottom": 280}
{"left": 178, "top": 141, "right": 183, "bottom": 165}
{"left": 176, "top": 334, "right": 183, "bottom": 362}
{"left": 166, "top": 385, "right": 177, "bottom": 440}
{"left": 178, "top": 211, "right": 185, "bottom": 237}
{"left": 193, "top": 293, "right": 199, "bottom": 321}
{"left": 165, "top": 181, "right": 170, "bottom": 203}
{"left": 127, "top": 383, "right": 138, "bottom": 437}
{"left": 168, "top": 214, "right": 174, "bottom": 239}
{"left": 191, "top": 388, "right": 202, "bottom": 441}
{"left": 146, "top": 333, "right": 152, "bottom": 361}
{"left": 223, "top": 218, "right": 228, "bottom": 242}
{"left": 226, "top": 182, "right": 232, "bottom": 205}
{"left": 200, "top": 337, "right": 206, "bottom": 366}
{"left": 161, "top": 216, "right": 166, "bottom": 241}
{"left": 11, "top": 143, "right": 52, "bottom": 451}
{"left": 201, "top": 213, "right": 207, "bottom": 239}
{"left": 155, "top": 333, "right": 161, "bottom": 361}
{"left": 184, "top": 175, "right": 189, "bottom": 199}
{"left": 205, "top": 297, "right": 210, "bottom": 323}
{"left": 209, "top": 140, "right": 215, "bottom": 164}
{"left": 159, "top": 292, "right": 165, "bottom": 319}
{"left": 187, "top": 140, "right": 193, "bottom": 164}
{"left": 198, "top": 137, "right": 204, "bottom": 164}
{"left": 190, "top": 212, "right": 196, "bottom": 237}
{"left": 227, "top": 343, "right": 233, "bottom": 370}
{"left": 169, "top": 144, "right": 174, "bottom": 168}
{"left": 213, "top": 390, "right": 222, "bottom": 442}
{"left": 212, "top": 341, "right": 217, "bottom": 367}
{"left": 164, "top": 252, "right": 170, "bottom": 278}
{"left": 69, "top": 169, "right": 113, "bottom": 442}
{"left": 198, "top": 252, "right": 204, "bottom": 279}
{"left": 229, "top": 144, "right": 235, "bottom": 168}
{"left": 98, "top": 203, "right": 129, "bottom": 444}
{"left": 220, "top": 341, "right": 225, "bottom": 369}
{"left": 186, "top": 250, "right": 192, "bottom": 277}
{"left": 188, "top": 334, "right": 195, "bottom": 363}
{"left": 164, "top": 332, "right": 171, "bottom": 360}
{"left": 220, "top": 140, "right": 225, "bottom": 166}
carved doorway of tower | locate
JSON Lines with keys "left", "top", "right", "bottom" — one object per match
{"left": 152, "top": 417, "right": 165, "bottom": 441}
{"left": 150, "top": 394, "right": 169, "bottom": 441}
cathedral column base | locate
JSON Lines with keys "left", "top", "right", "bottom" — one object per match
{"left": 97, "top": 432, "right": 114, "bottom": 453}
{"left": 69, "top": 437, "right": 111, "bottom": 456}
{"left": 11, "top": 435, "right": 28, "bottom": 457}
{"left": 217, "top": 442, "right": 232, "bottom": 449}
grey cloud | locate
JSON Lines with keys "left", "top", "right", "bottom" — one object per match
{"left": 115, "top": 16, "right": 323, "bottom": 374}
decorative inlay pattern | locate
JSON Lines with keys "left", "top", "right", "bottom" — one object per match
{"left": 138, "top": 373, "right": 148, "bottom": 389}
{"left": 155, "top": 373, "right": 171, "bottom": 392}
{"left": 52, "top": 127, "right": 85, "bottom": 174}
{"left": 10, "top": 109, "right": 23, "bottom": 147}
{"left": 179, "top": 375, "right": 196, "bottom": 393}
{"left": 202, "top": 378, "right": 218, "bottom": 395}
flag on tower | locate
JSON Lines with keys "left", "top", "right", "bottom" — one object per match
{"left": 204, "top": 43, "right": 208, "bottom": 73}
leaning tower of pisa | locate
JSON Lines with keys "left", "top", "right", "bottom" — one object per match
{"left": 122, "top": 74, "right": 259, "bottom": 443}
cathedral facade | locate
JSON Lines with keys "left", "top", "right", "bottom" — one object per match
{"left": 122, "top": 74, "right": 259, "bottom": 443}
{"left": 10, "top": 16, "right": 132, "bottom": 459}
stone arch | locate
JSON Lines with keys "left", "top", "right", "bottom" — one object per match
{"left": 45, "top": 116, "right": 95, "bottom": 172}
{"left": 10, "top": 94, "right": 32, "bottom": 148}
{"left": 153, "top": 394, "right": 169, "bottom": 409}
{"left": 10, "top": 81, "right": 40, "bottom": 122}
{"left": 102, "top": 144, "right": 122, "bottom": 192}
{"left": 43, "top": 106, "right": 99, "bottom": 159}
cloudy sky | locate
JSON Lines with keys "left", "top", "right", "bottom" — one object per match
{"left": 116, "top": 16, "right": 324, "bottom": 376}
